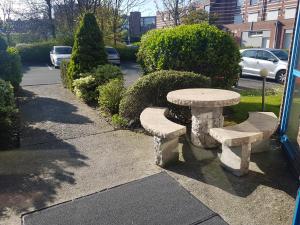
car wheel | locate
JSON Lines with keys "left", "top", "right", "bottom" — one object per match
{"left": 275, "top": 70, "right": 286, "bottom": 84}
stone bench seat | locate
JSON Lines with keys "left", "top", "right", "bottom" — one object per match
{"left": 140, "top": 107, "right": 186, "bottom": 167}
{"left": 209, "top": 112, "right": 278, "bottom": 176}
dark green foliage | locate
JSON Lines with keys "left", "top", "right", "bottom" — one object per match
{"left": 115, "top": 45, "right": 138, "bottom": 61}
{"left": 68, "top": 13, "right": 107, "bottom": 80}
{"left": 16, "top": 40, "right": 58, "bottom": 63}
{"left": 60, "top": 60, "right": 72, "bottom": 89}
{"left": 0, "top": 47, "right": 23, "bottom": 88}
{"left": 92, "top": 64, "right": 123, "bottom": 84}
{"left": 0, "top": 79, "right": 19, "bottom": 149}
{"left": 72, "top": 64, "right": 124, "bottom": 103}
{"left": 0, "top": 36, "right": 8, "bottom": 51}
{"left": 119, "top": 70, "right": 210, "bottom": 125}
{"left": 137, "top": 24, "right": 241, "bottom": 88}
{"left": 98, "top": 78, "right": 125, "bottom": 115}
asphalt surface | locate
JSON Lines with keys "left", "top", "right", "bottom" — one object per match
{"left": 21, "top": 62, "right": 282, "bottom": 89}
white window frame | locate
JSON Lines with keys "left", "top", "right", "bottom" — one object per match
{"left": 285, "top": 8, "right": 296, "bottom": 19}
{"left": 248, "top": 13, "right": 258, "bottom": 22}
{"left": 266, "top": 10, "right": 278, "bottom": 21}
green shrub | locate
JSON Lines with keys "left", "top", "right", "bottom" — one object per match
{"left": 60, "top": 60, "right": 72, "bottom": 89}
{"left": 73, "top": 76, "right": 98, "bottom": 103}
{"left": 98, "top": 78, "right": 125, "bottom": 115}
{"left": 0, "top": 44, "right": 23, "bottom": 88}
{"left": 0, "top": 36, "right": 7, "bottom": 50}
{"left": 115, "top": 45, "right": 138, "bottom": 61}
{"left": 119, "top": 70, "right": 210, "bottom": 125}
{"left": 16, "top": 40, "right": 58, "bottom": 63}
{"left": 72, "top": 64, "right": 124, "bottom": 103}
{"left": 111, "top": 114, "right": 128, "bottom": 128}
{"left": 68, "top": 13, "right": 107, "bottom": 80}
{"left": 137, "top": 24, "right": 240, "bottom": 88}
{"left": 0, "top": 79, "right": 19, "bottom": 149}
{"left": 92, "top": 64, "right": 123, "bottom": 84}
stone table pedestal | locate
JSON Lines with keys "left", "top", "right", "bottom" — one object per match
{"left": 167, "top": 88, "right": 240, "bottom": 148}
{"left": 191, "top": 107, "right": 224, "bottom": 148}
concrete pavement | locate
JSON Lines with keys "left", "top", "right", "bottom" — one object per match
{"left": 0, "top": 64, "right": 297, "bottom": 225}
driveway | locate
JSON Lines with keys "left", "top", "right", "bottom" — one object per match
{"left": 0, "top": 64, "right": 297, "bottom": 225}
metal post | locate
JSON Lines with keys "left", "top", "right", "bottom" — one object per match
{"left": 262, "top": 77, "right": 266, "bottom": 112}
{"left": 292, "top": 188, "right": 300, "bottom": 225}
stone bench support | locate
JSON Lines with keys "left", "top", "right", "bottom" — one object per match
{"left": 210, "top": 112, "right": 278, "bottom": 176}
{"left": 140, "top": 107, "right": 186, "bottom": 167}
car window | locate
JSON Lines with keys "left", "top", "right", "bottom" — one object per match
{"left": 257, "top": 50, "right": 276, "bottom": 61}
{"left": 105, "top": 47, "right": 118, "bottom": 55}
{"left": 270, "top": 50, "right": 288, "bottom": 60}
{"left": 54, "top": 47, "right": 72, "bottom": 54}
{"left": 242, "top": 50, "right": 257, "bottom": 58}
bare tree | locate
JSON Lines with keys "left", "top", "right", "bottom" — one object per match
{"left": 0, "top": 0, "right": 14, "bottom": 44}
{"left": 156, "top": 0, "right": 192, "bottom": 26}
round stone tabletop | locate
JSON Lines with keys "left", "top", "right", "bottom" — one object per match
{"left": 167, "top": 88, "right": 240, "bottom": 107}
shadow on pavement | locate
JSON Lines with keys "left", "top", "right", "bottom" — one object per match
{"left": 0, "top": 127, "right": 88, "bottom": 220}
{"left": 167, "top": 139, "right": 298, "bottom": 199}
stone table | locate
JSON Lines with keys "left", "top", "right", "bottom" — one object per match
{"left": 167, "top": 88, "right": 240, "bottom": 148}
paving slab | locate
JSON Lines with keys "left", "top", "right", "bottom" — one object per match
{"left": 19, "top": 84, "right": 113, "bottom": 145}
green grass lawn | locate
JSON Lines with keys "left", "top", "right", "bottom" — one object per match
{"left": 225, "top": 88, "right": 283, "bottom": 125}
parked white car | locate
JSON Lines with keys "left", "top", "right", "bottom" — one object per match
{"left": 50, "top": 46, "right": 72, "bottom": 68}
{"left": 105, "top": 46, "right": 120, "bottom": 66}
{"left": 239, "top": 48, "right": 288, "bottom": 84}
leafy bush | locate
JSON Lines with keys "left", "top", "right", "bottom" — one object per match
{"left": 98, "top": 78, "right": 125, "bottom": 115}
{"left": 0, "top": 36, "right": 7, "bottom": 50}
{"left": 137, "top": 24, "right": 240, "bottom": 88}
{"left": 92, "top": 64, "right": 123, "bottom": 84}
{"left": 0, "top": 42, "right": 22, "bottom": 88}
{"left": 72, "top": 64, "right": 124, "bottom": 103}
{"left": 68, "top": 13, "right": 107, "bottom": 80}
{"left": 0, "top": 79, "right": 19, "bottom": 149}
{"left": 115, "top": 45, "right": 138, "bottom": 61}
{"left": 119, "top": 70, "right": 210, "bottom": 125}
{"left": 111, "top": 114, "right": 128, "bottom": 128}
{"left": 73, "top": 76, "right": 97, "bottom": 103}
{"left": 60, "top": 60, "right": 72, "bottom": 89}
{"left": 16, "top": 40, "right": 58, "bottom": 63}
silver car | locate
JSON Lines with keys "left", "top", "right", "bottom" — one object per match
{"left": 239, "top": 48, "right": 288, "bottom": 84}
{"left": 105, "top": 46, "right": 120, "bottom": 66}
{"left": 50, "top": 46, "right": 72, "bottom": 68}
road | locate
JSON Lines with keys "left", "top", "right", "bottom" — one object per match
{"left": 21, "top": 62, "right": 282, "bottom": 89}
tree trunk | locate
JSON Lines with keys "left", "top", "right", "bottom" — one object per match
{"left": 45, "top": 0, "right": 56, "bottom": 38}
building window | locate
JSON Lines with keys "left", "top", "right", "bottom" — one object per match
{"left": 266, "top": 10, "right": 278, "bottom": 21}
{"left": 283, "top": 29, "right": 293, "bottom": 49}
{"left": 250, "top": 0, "right": 258, "bottom": 5}
{"left": 204, "top": 5, "right": 210, "bottom": 13}
{"left": 237, "top": 0, "right": 244, "bottom": 7}
{"left": 234, "top": 14, "right": 243, "bottom": 24}
{"left": 248, "top": 13, "right": 258, "bottom": 22}
{"left": 285, "top": 8, "right": 296, "bottom": 19}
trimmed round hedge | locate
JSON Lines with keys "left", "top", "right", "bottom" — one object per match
{"left": 137, "top": 23, "right": 240, "bottom": 88}
{"left": 119, "top": 70, "right": 210, "bottom": 125}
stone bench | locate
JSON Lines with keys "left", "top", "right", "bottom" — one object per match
{"left": 140, "top": 107, "right": 186, "bottom": 167}
{"left": 209, "top": 112, "right": 278, "bottom": 176}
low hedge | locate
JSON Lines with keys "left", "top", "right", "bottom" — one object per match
{"left": 98, "top": 78, "right": 125, "bottom": 115}
{"left": 72, "top": 64, "right": 124, "bottom": 103}
{"left": 0, "top": 46, "right": 22, "bottom": 88}
{"left": 119, "top": 70, "right": 210, "bottom": 126}
{"left": 115, "top": 45, "right": 138, "bottom": 61}
{"left": 137, "top": 23, "right": 241, "bottom": 88}
{"left": 60, "top": 60, "right": 72, "bottom": 89}
{"left": 0, "top": 79, "right": 19, "bottom": 149}
{"left": 16, "top": 40, "right": 58, "bottom": 64}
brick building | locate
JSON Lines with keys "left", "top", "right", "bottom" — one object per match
{"left": 128, "top": 12, "right": 156, "bottom": 42}
{"left": 224, "top": 0, "right": 298, "bottom": 49}
{"left": 156, "top": 0, "right": 238, "bottom": 29}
